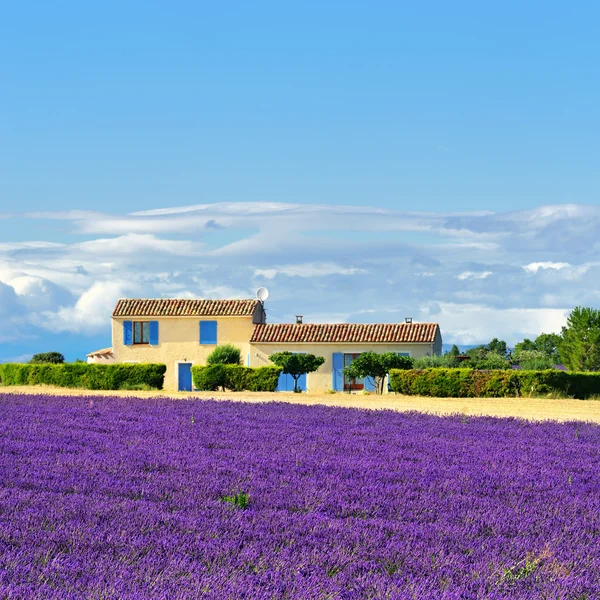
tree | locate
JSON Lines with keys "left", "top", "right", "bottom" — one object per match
{"left": 486, "top": 338, "right": 508, "bottom": 356}
{"left": 533, "top": 333, "right": 562, "bottom": 363}
{"left": 29, "top": 352, "right": 65, "bottom": 364}
{"left": 513, "top": 338, "right": 537, "bottom": 354}
{"left": 510, "top": 349, "right": 554, "bottom": 370}
{"left": 560, "top": 306, "right": 600, "bottom": 371}
{"left": 343, "top": 352, "right": 414, "bottom": 394}
{"left": 513, "top": 333, "right": 561, "bottom": 363}
{"left": 269, "top": 352, "right": 325, "bottom": 392}
{"left": 207, "top": 344, "right": 242, "bottom": 365}
{"left": 447, "top": 345, "right": 461, "bottom": 357}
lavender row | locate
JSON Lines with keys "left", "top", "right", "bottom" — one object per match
{"left": 1, "top": 394, "right": 599, "bottom": 598}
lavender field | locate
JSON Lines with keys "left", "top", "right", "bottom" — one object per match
{"left": 1, "top": 394, "right": 599, "bottom": 599}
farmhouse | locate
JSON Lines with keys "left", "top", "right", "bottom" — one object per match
{"left": 88, "top": 298, "right": 442, "bottom": 392}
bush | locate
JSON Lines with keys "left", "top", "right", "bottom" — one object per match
{"left": 389, "top": 368, "right": 600, "bottom": 399}
{"left": 29, "top": 352, "right": 65, "bottom": 364}
{"left": 207, "top": 344, "right": 242, "bottom": 365}
{"left": 0, "top": 363, "right": 166, "bottom": 390}
{"left": 192, "top": 365, "right": 281, "bottom": 392}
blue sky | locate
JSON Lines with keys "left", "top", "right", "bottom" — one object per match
{"left": 0, "top": 2, "right": 598, "bottom": 360}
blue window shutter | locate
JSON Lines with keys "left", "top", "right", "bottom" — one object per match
{"left": 123, "top": 321, "right": 133, "bottom": 346}
{"left": 247, "top": 353, "right": 250, "bottom": 366}
{"left": 364, "top": 376, "right": 376, "bottom": 391}
{"left": 200, "top": 320, "right": 218, "bottom": 344}
{"left": 149, "top": 321, "right": 159, "bottom": 345}
{"left": 332, "top": 353, "right": 343, "bottom": 391}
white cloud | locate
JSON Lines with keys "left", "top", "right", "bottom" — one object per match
{"left": 457, "top": 271, "right": 492, "bottom": 280}
{"left": 0, "top": 201, "right": 597, "bottom": 348}
{"left": 422, "top": 302, "right": 570, "bottom": 345}
{"left": 523, "top": 262, "right": 571, "bottom": 273}
{"left": 255, "top": 263, "right": 366, "bottom": 279}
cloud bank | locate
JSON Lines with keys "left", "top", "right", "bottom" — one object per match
{"left": 0, "top": 201, "right": 598, "bottom": 357}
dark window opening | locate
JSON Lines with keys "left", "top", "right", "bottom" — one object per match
{"left": 133, "top": 321, "right": 150, "bottom": 345}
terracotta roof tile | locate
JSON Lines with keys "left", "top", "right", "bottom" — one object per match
{"left": 113, "top": 298, "right": 259, "bottom": 318}
{"left": 250, "top": 322, "right": 439, "bottom": 344}
{"left": 86, "top": 347, "right": 114, "bottom": 357}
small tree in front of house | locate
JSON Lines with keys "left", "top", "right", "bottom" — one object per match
{"left": 343, "top": 352, "right": 414, "bottom": 394}
{"left": 269, "top": 351, "right": 325, "bottom": 392}
{"left": 207, "top": 344, "right": 242, "bottom": 365}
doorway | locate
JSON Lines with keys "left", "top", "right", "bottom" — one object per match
{"left": 178, "top": 363, "right": 192, "bottom": 392}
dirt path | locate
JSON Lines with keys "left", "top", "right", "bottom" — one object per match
{"left": 2, "top": 385, "right": 600, "bottom": 423}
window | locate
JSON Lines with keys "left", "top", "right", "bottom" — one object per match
{"left": 199, "top": 320, "right": 218, "bottom": 344}
{"left": 133, "top": 321, "right": 150, "bottom": 344}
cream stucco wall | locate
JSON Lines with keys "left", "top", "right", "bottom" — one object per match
{"left": 250, "top": 342, "right": 436, "bottom": 393}
{"left": 112, "top": 316, "right": 255, "bottom": 391}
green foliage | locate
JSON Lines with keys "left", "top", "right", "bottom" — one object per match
{"left": 343, "top": 352, "right": 414, "bottom": 394}
{"left": 486, "top": 338, "right": 508, "bottom": 356}
{"left": 560, "top": 306, "right": 600, "bottom": 371}
{"left": 0, "top": 363, "right": 166, "bottom": 390}
{"left": 448, "top": 345, "right": 461, "bottom": 356}
{"left": 389, "top": 368, "right": 600, "bottom": 399}
{"left": 221, "top": 491, "right": 249, "bottom": 510}
{"left": 511, "top": 349, "right": 554, "bottom": 370}
{"left": 29, "top": 352, "right": 65, "bottom": 364}
{"left": 413, "top": 354, "right": 461, "bottom": 369}
{"left": 206, "top": 344, "right": 242, "bottom": 365}
{"left": 191, "top": 365, "right": 282, "bottom": 392}
{"left": 269, "top": 352, "right": 325, "bottom": 392}
{"left": 514, "top": 333, "right": 562, "bottom": 363}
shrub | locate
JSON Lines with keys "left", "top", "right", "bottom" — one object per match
{"left": 193, "top": 364, "right": 228, "bottom": 391}
{"left": 0, "top": 363, "right": 166, "bottom": 390}
{"left": 192, "top": 365, "right": 282, "bottom": 392}
{"left": 29, "top": 352, "right": 65, "bottom": 364}
{"left": 389, "top": 368, "right": 600, "bottom": 399}
{"left": 207, "top": 344, "right": 242, "bottom": 365}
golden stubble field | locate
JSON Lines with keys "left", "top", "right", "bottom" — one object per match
{"left": 3, "top": 385, "right": 600, "bottom": 423}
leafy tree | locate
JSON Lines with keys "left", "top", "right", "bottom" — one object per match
{"left": 560, "top": 307, "right": 600, "bottom": 371}
{"left": 513, "top": 333, "right": 561, "bottom": 363}
{"left": 29, "top": 352, "right": 65, "bottom": 364}
{"left": 207, "top": 344, "right": 242, "bottom": 365}
{"left": 511, "top": 349, "right": 554, "bottom": 370}
{"left": 269, "top": 352, "right": 325, "bottom": 392}
{"left": 513, "top": 338, "right": 537, "bottom": 354}
{"left": 343, "top": 352, "right": 414, "bottom": 394}
{"left": 534, "top": 333, "right": 562, "bottom": 363}
{"left": 486, "top": 338, "right": 508, "bottom": 356}
{"left": 447, "top": 345, "right": 461, "bottom": 357}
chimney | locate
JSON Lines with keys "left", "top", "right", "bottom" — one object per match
{"left": 405, "top": 317, "right": 413, "bottom": 324}
{"left": 296, "top": 315, "right": 303, "bottom": 324}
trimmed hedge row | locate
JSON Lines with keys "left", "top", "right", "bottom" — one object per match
{"left": 192, "top": 365, "right": 282, "bottom": 392}
{"left": 0, "top": 363, "right": 166, "bottom": 390}
{"left": 389, "top": 368, "right": 600, "bottom": 399}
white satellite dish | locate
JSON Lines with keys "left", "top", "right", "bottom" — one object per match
{"left": 256, "top": 287, "right": 269, "bottom": 302}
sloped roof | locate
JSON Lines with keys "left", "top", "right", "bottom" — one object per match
{"left": 113, "top": 298, "right": 259, "bottom": 318}
{"left": 250, "top": 322, "right": 439, "bottom": 344}
{"left": 86, "top": 347, "right": 114, "bottom": 357}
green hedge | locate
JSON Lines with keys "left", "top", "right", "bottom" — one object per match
{"left": 389, "top": 368, "right": 600, "bottom": 399}
{"left": 0, "top": 363, "right": 166, "bottom": 390}
{"left": 192, "top": 365, "right": 282, "bottom": 392}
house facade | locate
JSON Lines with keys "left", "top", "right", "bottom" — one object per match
{"left": 89, "top": 298, "right": 442, "bottom": 392}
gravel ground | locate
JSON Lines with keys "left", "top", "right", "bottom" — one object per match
{"left": 2, "top": 385, "right": 600, "bottom": 423}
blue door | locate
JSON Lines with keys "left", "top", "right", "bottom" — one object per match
{"left": 276, "top": 370, "right": 307, "bottom": 392}
{"left": 178, "top": 363, "right": 192, "bottom": 392}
